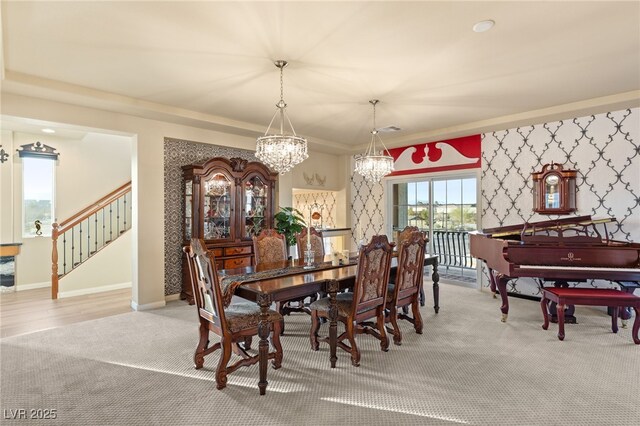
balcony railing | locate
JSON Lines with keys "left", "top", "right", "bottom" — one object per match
{"left": 431, "top": 230, "right": 476, "bottom": 270}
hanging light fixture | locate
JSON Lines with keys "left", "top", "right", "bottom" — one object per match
{"left": 354, "top": 100, "right": 394, "bottom": 182}
{"left": 255, "top": 60, "right": 308, "bottom": 174}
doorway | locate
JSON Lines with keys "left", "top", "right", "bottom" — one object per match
{"left": 387, "top": 173, "right": 478, "bottom": 283}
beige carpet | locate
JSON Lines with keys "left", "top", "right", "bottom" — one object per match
{"left": 1, "top": 284, "right": 638, "bottom": 425}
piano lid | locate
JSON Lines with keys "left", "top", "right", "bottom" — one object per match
{"left": 482, "top": 215, "right": 617, "bottom": 238}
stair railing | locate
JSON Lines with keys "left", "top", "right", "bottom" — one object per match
{"left": 51, "top": 181, "right": 132, "bottom": 299}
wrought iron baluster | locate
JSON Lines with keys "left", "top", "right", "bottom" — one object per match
{"left": 117, "top": 199, "right": 120, "bottom": 235}
{"left": 86, "top": 217, "right": 91, "bottom": 257}
{"left": 109, "top": 203, "right": 113, "bottom": 243}
{"left": 102, "top": 208, "right": 106, "bottom": 245}
{"left": 94, "top": 213, "right": 98, "bottom": 254}
{"left": 71, "top": 228, "right": 75, "bottom": 269}
{"left": 63, "top": 232, "right": 67, "bottom": 275}
{"left": 79, "top": 222, "right": 83, "bottom": 263}
{"left": 123, "top": 193, "right": 127, "bottom": 231}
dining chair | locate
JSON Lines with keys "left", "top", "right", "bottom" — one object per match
{"left": 253, "top": 228, "right": 288, "bottom": 265}
{"left": 253, "top": 229, "right": 307, "bottom": 329}
{"left": 385, "top": 230, "right": 427, "bottom": 345}
{"left": 392, "top": 225, "right": 429, "bottom": 308}
{"left": 296, "top": 227, "right": 325, "bottom": 258}
{"left": 396, "top": 225, "right": 420, "bottom": 247}
{"left": 309, "top": 234, "right": 395, "bottom": 367}
{"left": 184, "top": 239, "right": 283, "bottom": 390}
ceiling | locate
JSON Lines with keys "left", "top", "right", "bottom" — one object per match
{"left": 1, "top": 1, "right": 639, "bottom": 154}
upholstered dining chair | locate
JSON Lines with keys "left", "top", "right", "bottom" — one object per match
{"left": 309, "top": 235, "right": 395, "bottom": 367}
{"left": 385, "top": 230, "right": 427, "bottom": 345}
{"left": 253, "top": 229, "right": 305, "bottom": 329}
{"left": 396, "top": 225, "right": 420, "bottom": 247}
{"left": 392, "top": 226, "right": 428, "bottom": 309}
{"left": 184, "top": 239, "right": 283, "bottom": 390}
{"left": 296, "top": 227, "right": 325, "bottom": 259}
{"left": 253, "top": 228, "right": 288, "bottom": 266}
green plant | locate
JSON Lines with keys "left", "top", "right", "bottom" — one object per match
{"left": 274, "top": 206, "right": 306, "bottom": 247}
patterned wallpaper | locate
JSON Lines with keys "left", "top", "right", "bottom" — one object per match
{"left": 480, "top": 108, "right": 639, "bottom": 295}
{"left": 350, "top": 167, "right": 386, "bottom": 249}
{"left": 293, "top": 192, "right": 337, "bottom": 229}
{"left": 163, "top": 138, "right": 257, "bottom": 296}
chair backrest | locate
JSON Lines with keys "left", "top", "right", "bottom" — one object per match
{"left": 352, "top": 235, "right": 394, "bottom": 315}
{"left": 397, "top": 226, "right": 421, "bottom": 247}
{"left": 184, "top": 239, "right": 226, "bottom": 330}
{"left": 296, "top": 227, "right": 325, "bottom": 258}
{"left": 253, "top": 229, "right": 287, "bottom": 266}
{"left": 393, "top": 231, "right": 427, "bottom": 301}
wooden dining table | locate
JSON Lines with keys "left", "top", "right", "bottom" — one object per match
{"left": 218, "top": 253, "right": 439, "bottom": 395}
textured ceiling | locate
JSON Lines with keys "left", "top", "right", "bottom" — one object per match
{"left": 1, "top": 1, "right": 639, "bottom": 153}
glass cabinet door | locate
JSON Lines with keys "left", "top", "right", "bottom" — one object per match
{"left": 203, "top": 173, "right": 233, "bottom": 240}
{"left": 184, "top": 180, "right": 193, "bottom": 240}
{"left": 243, "top": 176, "right": 268, "bottom": 239}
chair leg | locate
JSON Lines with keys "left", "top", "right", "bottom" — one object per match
{"left": 243, "top": 336, "right": 252, "bottom": 351}
{"left": 389, "top": 305, "right": 402, "bottom": 346}
{"left": 541, "top": 295, "right": 550, "bottom": 330}
{"left": 377, "top": 308, "right": 389, "bottom": 352}
{"left": 271, "top": 322, "right": 283, "bottom": 369}
{"left": 194, "top": 321, "right": 209, "bottom": 369}
{"left": 412, "top": 299, "right": 423, "bottom": 335}
{"left": 215, "top": 339, "right": 232, "bottom": 390}
{"left": 276, "top": 302, "right": 286, "bottom": 335}
{"left": 310, "top": 310, "right": 320, "bottom": 351}
{"left": 346, "top": 320, "right": 360, "bottom": 366}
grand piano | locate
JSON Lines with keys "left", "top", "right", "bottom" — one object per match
{"left": 469, "top": 215, "right": 640, "bottom": 322}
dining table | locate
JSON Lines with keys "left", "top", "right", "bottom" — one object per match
{"left": 218, "top": 252, "right": 439, "bottom": 395}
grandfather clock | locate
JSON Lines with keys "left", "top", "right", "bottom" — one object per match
{"left": 531, "top": 163, "right": 577, "bottom": 214}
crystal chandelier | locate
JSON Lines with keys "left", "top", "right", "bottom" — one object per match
{"left": 354, "top": 100, "right": 394, "bottom": 182}
{"left": 255, "top": 60, "right": 308, "bottom": 174}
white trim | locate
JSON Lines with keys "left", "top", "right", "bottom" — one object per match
{"left": 58, "top": 282, "right": 131, "bottom": 299}
{"left": 130, "top": 299, "right": 166, "bottom": 311}
{"left": 16, "top": 281, "right": 50, "bottom": 291}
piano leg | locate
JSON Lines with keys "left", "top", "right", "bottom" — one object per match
{"left": 495, "top": 274, "right": 510, "bottom": 322}
{"left": 488, "top": 267, "right": 498, "bottom": 299}
{"left": 611, "top": 307, "right": 619, "bottom": 334}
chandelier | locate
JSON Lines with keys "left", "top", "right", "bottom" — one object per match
{"left": 255, "top": 60, "right": 308, "bottom": 174}
{"left": 354, "top": 100, "right": 394, "bottom": 182}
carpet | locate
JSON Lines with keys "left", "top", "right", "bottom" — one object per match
{"left": 1, "top": 284, "right": 638, "bottom": 425}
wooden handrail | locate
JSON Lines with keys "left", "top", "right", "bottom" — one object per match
{"left": 51, "top": 181, "right": 131, "bottom": 299}
{"left": 57, "top": 181, "right": 131, "bottom": 233}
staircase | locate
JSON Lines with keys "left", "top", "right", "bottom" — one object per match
{"left": 51, "top": 182, "right": 132, "bottom": 299}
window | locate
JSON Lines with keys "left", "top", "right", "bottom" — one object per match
{"left": 388, "top": 174, "right": 478, "bottom": 280}
{"left": 23, "top": 157, "right": 55, "bottom": 237}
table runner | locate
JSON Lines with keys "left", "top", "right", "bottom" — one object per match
{"left": 219, "top": 259, "right": 357, "bottom": 307}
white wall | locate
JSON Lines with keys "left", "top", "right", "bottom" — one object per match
{"left": 4, "top": 131, "right": 132, "bottom": 289}
{"left": 59, "top": 231, "right": 132, "bottom": 295}
{"left": 1, "top": 92, "right": 299, "bottom": 308}
{"left": 0, "top": 130, "right": 16, "bottom": 243}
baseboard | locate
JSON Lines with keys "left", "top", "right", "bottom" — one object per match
{"left": 16, "top": 281, "right": 51, "bottom": 291}
{"left": 130, "top": 299, "right": 166, "bottom": 311}
{"left": 165, "top": 293, "right": 181, "bottom": 302}
{"left": 58, "top": 282, "right": 132, "bottom": 299}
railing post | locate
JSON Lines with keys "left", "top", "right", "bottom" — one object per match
{"left": 51, "top": 223, "right": 59, "bottom": 300}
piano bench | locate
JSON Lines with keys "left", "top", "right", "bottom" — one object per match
{"left": 540, "top": 288, "right": 640, "bottom": 344}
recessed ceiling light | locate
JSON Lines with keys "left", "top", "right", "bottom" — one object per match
{"left": 41, "top": 128, "right": 56, "bottom": 134}
{"left": 473, "top": 20, "right": 495, "bottom": 33}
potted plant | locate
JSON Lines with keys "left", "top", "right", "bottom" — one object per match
{"left": 274, "top": 207, "right": 307, "bottom": 259}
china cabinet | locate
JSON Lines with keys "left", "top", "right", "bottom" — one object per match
{"left": 182, "top": 157, "right": 277, "bottom": 303}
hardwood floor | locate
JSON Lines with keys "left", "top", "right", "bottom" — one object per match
{"left": 0, "top": 287, "right": 132, "bottom": 338}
